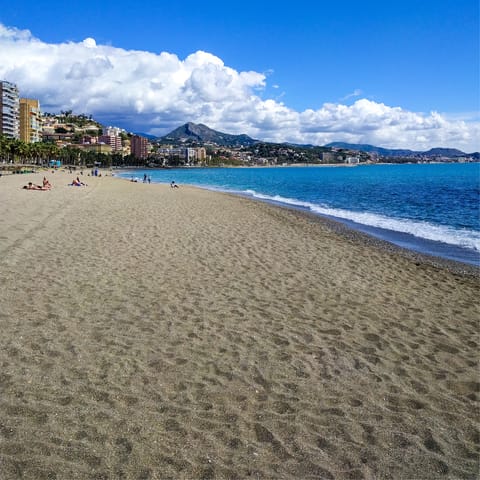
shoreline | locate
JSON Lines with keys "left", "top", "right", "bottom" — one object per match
{"left": 232, "top": 193, "right": 480, "bottom": 274}
{"left": 114, "top": 169, "right": 480, "bottom": 273}
{"left": 0, "top": 170, "right": 478, "bottom": 479}
{"left": 276, "top": 201, "right": 480, "bottom": 278}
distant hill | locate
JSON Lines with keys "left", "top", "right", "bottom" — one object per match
{"left": 155, "top": 124, "right": 477, "bottom": 158}
{"left": 324, "top": 142, "right": 471, "bottom": 158}
{"left": 43, "top": 111, "right": 103, "bottom": 129}
{"left": 325, "top": 142, "right": 417, "bottom": 157}
{"left": 159, "top": 122, "right": 258, "bottom": 147}
{"left": 423, "top": 147, "right": 467, "bottom": 157}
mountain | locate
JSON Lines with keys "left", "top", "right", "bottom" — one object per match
{"left": 324, "top": 142, "right": 471, "bottom": 158}
{"left": 325, "top": 142, "right": 416, "bottom": 157}
{"left": 159, "top": 122, "right": 258, "bottom": 147}
{"left": 156, "top": 125, "right": 476, "bottom": 157}
{"left": 423, "top": 147, "right": 466, "bottom": 157}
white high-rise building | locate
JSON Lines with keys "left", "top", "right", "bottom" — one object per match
{"left": 103, "top": 126, "right": 123, "bottom": 137}
{"left": 0, "top": 81, "right": 20, "bottom": 139}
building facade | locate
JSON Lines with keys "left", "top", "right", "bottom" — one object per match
{"left": 99, "top": 134, "right": 123, "bottom": 152}
{"left": 131, "top": 135, "right": 148, "bottom": 159}
{"left": 20, "top": 98, "right": 42, "bottom": 143}
{"left": 103, "top": 126, "right": 123, "bottom": 137}
{"left": 0, "top": 80, "right": 20, "bottom": 139}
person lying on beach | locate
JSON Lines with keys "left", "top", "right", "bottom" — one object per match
{"left": 69, "top": 177, "right": 87, "bottom": 186}
{"left": 43, "top": 177, "right": 52, "bottom": 189}
{"left": 23, "top": 182, "right": 48, "bottom": 191}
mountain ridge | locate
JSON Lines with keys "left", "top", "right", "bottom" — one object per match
{"left": 324, "top": 142, "right": 473, "bottom": 157}
{"left": 159, "top": 122, "right": 257, "bottom": 147}
{"left": 155, "top": 123, "right": 477, "bottom": 157}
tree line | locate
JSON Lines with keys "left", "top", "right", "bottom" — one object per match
{"left": 0, "top": 136, "right": 144, "bottom": 169}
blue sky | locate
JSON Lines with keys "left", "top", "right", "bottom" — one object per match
{"left": 0, "top": 0, "right": 479, "bottom": 150}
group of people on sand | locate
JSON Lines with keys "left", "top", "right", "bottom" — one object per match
{"left": 129, "top": 177, "right": 179, "bottom": 188}
{"left": 23, "top": 177, "right": 52, "bottom": 191}
{"left": 22, "top": 174, "right": 89, "bottom": 190}
{"left": 24, "top": 175, "right": 179, "bottom": 190}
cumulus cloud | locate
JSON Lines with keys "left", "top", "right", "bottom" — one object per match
{"left": 0, "top": 24, "right": 478, "bottom": 151}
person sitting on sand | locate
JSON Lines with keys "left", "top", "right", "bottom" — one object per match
{"left": 170, "top": 181, "right": 179, "bottom": 188}
{"left": 70, "top": 177, "right": 87, "bottom": 186}
{"left": 42, "top": 177, "right": 52, "bottom": 189}
{"left": 23, "top": 182, "right": 48, "bottom": 191}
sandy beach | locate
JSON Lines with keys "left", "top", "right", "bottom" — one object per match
{"left": 0, "top": 170, "right": 478, "bottom": 479}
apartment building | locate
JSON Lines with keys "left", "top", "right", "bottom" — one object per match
{"left": 103, "top": 126, "right": 123, "bottom": 137}
{"left": 156, "top": 146, "right": 207, "bottom": 164}
{"left": 0, "top": 80, "right": 20, "bottom": 139}
{"left": 99, "top": 134, "right": 123, "bottom": 152}
{"left": 20, "top": 98, "right": 42, "bottom": 143}
{"left": 131, "top": 135, "right": 148, "bottom": 159}
{"left": 196, "top": 147, "right": 206, "bottom": 162}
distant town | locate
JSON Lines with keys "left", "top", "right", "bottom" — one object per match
{"left": 1, "top": 80, "right": 478, "bottom": 170}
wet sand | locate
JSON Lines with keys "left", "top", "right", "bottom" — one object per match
{"left": 0, "top": 170, "right": 478, "bottom": 479}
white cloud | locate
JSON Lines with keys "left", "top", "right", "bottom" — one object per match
{"left": 341, "top": 88, "right": 363, "bottom": 101}
{"left": 82, "top": 37, "right": 97, "bottom": 48}
{"left": 0, "top": 24, "right": 478, "bottom": 151}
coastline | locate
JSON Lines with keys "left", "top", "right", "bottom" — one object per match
{"left": 115, "top": 165, "right": 480, "bottom": 270}
{"left": 0, "top": 170, "right": 478, "bottom": 479}
{"left": 275, "top": 202, "right": 480, "bottom": 278}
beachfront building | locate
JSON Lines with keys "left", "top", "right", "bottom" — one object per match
{"left": 131, "top": 135, "right": 148, "bottom": 159}
{"left": 186, "top": 148, "right": 196, "bottom": 164}
{"left": 19, "top": 98, "right": 42, "bottom": 143}
{"left": 98, "top": 134, "right": 122, "bottom": 152}
{"left": 186, "top": 147, "right": 207, "bottom": 164}
{"left": 196, "top": 147, "right": 206, "bottom": 162}
{"left": 0, "top": 80, "right": 20, "bottom": 139}
{"left": 345, "top": 156, "right": 360, "bottom": 164}
{"left": 154, "top": 146, "right": 207, "bottom": 165}
{"left": 321, "top": 152, "right": 335, "bottom": 163}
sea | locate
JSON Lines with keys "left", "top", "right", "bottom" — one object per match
{"left": 117, "top": 163, "right": 480, "bottom": 266}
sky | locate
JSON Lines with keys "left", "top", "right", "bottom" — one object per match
{"left": 0, "top": 0, "right": 479, "bottom": 151}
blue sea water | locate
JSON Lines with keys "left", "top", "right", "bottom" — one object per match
{"left": 117, "top": 163, "right": 480, "bottom": 266}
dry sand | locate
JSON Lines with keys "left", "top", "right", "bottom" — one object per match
{"left": 0, "top": 170, "right": 478, "bottom": 480}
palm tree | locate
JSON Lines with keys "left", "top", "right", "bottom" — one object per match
{"left": 42, "top": 143, "right": 60, "bottom": 166}
{"left": 8, "top": 139, "right": 23, "bottom": 164}
{"left": 29, "top": 142, "right": 43, "bottom": 165}
{"left": 0, "top": 135, "right": 9, "bottom": 163}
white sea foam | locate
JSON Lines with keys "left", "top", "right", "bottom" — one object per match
{"left": 243, "top": 190, "right": 480, "bottom": 252}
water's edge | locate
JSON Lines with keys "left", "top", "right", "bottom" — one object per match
{"left": 114, "top": 173, "right": 479, "bottom": 276}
